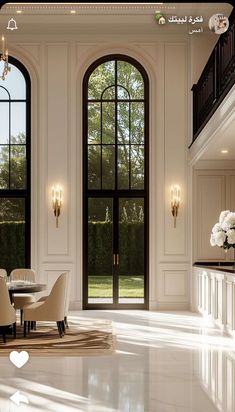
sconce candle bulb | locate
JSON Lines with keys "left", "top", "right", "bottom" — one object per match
{"left": 52, "top": 185, "right": 62, "bottom": 228}
{"left": 171, "top": 185, "right": 180, "bottom": 228}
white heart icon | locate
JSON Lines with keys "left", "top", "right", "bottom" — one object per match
{"left": 9, "top": 351, "right": 29, "bottom": 368}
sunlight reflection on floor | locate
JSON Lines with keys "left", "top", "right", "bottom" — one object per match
{"left": 0, "top": 310, "right": 234, "bottom": 412}
{"left": 0, "top": 378, "right": 117, "bottom": 412}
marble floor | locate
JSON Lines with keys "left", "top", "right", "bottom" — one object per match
{"left": 0, "top": 310, "right": 234, "bottom": 412}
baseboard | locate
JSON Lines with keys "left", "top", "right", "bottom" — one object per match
{"left": 149, "top": 300, "right": 158, "bottom": 310}
{"left": 69, "top": 301, "right": 82, "bottom": 310}
{"left": 156, "top": 302, "right": 190, "bottom": 311}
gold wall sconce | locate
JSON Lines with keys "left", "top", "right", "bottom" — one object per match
{"left": 171, "top": 185, "right": 180, "bottom": 228}
{"left": 0, "top": 35, "right": 11, "bottom": 81}
{"left": 52, "top": 185, "right": 62, "bottom": 228}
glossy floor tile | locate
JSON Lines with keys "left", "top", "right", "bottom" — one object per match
{"left": 0, "top": 310, "right": 234, "bottom": 412}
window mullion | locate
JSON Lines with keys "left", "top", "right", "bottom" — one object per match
{"left": 129, "top": 101, "right": 131, "bottom": 190}
{"left": 8, "top": 100, "right": 11, "bottom": 189}
{"left": 115, "top": 60, "right": 118, "bottom": 191}
{"left": 101, "top": 101, "right": 103, "bottom": 190}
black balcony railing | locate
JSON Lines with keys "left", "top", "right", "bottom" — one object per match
{"left": 191, "top": 8, "right": 235, "bottom": 143}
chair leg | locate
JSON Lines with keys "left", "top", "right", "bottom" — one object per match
{"left": 2, "top": 328, "right": 6, "bottom": 344}
{"left": 57, "top": 321, "right": 61, "bottom": 337}
{"left": 57, "top": 321, "right": 63, "bottom": 338}
{"left": 64, "top": 316, "right": 69, "bottom": 328}
{"left": 30, "top": 321, "right": 34, "bottom": 330}
{"left": 33, "top": 321, "right": 36, "bottom": 330}
{"left": 61, "top": 320, "right": 66, "bottom": 334}
{"left": 20, "top": 310, "right": 23, "bottom": 326}
{"left": 13, "top": 322, "right": 16, "bottom": 339}
{"left": 59, "top": 321, "right": 64, "bottom": 337}
{"left": 24, "top": 321, "right": 27, "bottom": 337}
{"left": 27, "top": 321, "right": 30, "bottom": 333}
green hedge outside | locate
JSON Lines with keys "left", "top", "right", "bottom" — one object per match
{"left": 88, "top": 221, "right": 144, "bottom": 276}
{"left": 0, "top": 221, "right": 25, "bottom": 274}
{"left": 0, "top": 220, "right": 144, "bottom": 276}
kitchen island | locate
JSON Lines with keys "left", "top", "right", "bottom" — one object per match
{"left": 193, "top": 262, "right": 235, "bottom": 337}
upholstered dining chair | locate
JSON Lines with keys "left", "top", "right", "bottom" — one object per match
{"left": 10, "top": 269, "right": 36, "bottom": 325}
{"left": 0, "top": 277, "right": 16, "bottom": 343}
{"left": 23, "top": 272, "right": 67, "bottom": 338}
{"left": 64, "top": 272, "right": 71, "bottom": 328}
{"left": 37, "top": 272, "right": 71, "bottom": 328}
{"left": 0, "top": 269, "right": 7, "bottom": 279}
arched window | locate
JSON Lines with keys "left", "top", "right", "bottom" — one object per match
{"left": 0, "top": 57, "right": 31, "bottom": 274}
{"left": 83, "top": 55, "right": 149, "bottom": 309}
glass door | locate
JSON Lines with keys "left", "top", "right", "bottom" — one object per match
{"left": 118, "top": 198, "right": 145, "bottom": 304}
{"left": 83, "top": 55, "right": 149, "bottom": 309}
{"left": 87, "top": 198, "right": 113, "bottom": 304}
{"left": 84, "top": 196, "right": 147, "bottom": 308}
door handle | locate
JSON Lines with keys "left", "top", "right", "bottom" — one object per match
{"left": 113, "top": 254, "right": 119, "bottom": 266}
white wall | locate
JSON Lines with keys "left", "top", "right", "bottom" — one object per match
{"left": 189, "top": 34, "right": 218, "bottom": 85}
{"left": 6, "top": 30, "right": 216, "bottom": 310}
{"left": 193, "top": 168, "right": 235, "bottom": 262}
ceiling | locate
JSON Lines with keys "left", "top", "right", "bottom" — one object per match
{"left": 0, "top": 2, "right": 233, "bottom": 35}
{"left": 200, "top": 117, "right": 235, "bottom": 161}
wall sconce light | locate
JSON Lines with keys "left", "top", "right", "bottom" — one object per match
{"left": 52, "top": 185, "right": 62, "bottom": 228}
{"left": 0, "top": 35, "right": 11, "bottom": 81}
{"left": 171, "top": 185, "right": 180, "bottom": 228}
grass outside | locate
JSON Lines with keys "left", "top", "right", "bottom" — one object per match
{"left": 88, "top": 275, "right": 144, "bottom": 298}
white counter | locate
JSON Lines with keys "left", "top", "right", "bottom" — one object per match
{"left": 194, "top": 265, "right": 235, "bottom": 337}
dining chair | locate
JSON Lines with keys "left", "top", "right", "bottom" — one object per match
{"left": 0, "top": 277, "right": 16, "bottom": 343}
{"left": 64, "top": 272, "right": 71, "bottom": 328}
{"left": 37, "top": 272, "right": 71, "bottom": 328}
{"left": 10, "top": 268, "right": 36, "bottom": 325}
{"left": 0, "top": 269, "right": 7, "bottom": 279}
{"left": 23, "top": 272, "right": 67, "bottom": 338}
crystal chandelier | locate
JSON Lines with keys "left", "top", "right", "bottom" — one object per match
{"left": 0, "top": 36, "right": 11, "bottom": 81}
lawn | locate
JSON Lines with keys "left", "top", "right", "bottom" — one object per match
{"left": 88, "top": 275, "right": 144, "bottom": 298}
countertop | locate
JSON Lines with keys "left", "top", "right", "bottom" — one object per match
{"left": 193, "top": 262, "right": 235, "bottom": 274}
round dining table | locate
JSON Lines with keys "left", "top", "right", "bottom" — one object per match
{"left": 7, "top": 282, "right": 47, "bottom": 303}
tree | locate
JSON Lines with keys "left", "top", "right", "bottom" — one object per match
{"left": 87, "top": 60, "right": 145, "bottom": 191}
{"left": 0, "top": 132, "right": 26, "bottom": 222}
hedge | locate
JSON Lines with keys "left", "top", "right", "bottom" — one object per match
{"left": 0, "top": 221, "right": 25, "bottom": 275}
{"left": 0, "top": 221, "right": 144, "bottom": 276}
{"left": 88, "top": 221, "right": 144, "bottom": 276}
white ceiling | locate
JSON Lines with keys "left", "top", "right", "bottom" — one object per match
{"left": 0, "top": 2, "right": 232, "bottom": 35}
{"left": 200, "top": 117, "right": 235, "bottom": 161}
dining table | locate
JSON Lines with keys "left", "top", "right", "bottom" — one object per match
{"left": 7, "top": 282, "right": 47, "bottom": 303}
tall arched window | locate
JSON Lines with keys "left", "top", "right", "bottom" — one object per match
{"left": 83, "top": 55, "right": 149, "bottom": 309}
{"left": 0, "top": 57, "right": 31, "bottom": 274}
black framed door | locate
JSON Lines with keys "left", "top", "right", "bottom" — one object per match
{"left": 83, "top": 55, "right": 149, "bottom": 309}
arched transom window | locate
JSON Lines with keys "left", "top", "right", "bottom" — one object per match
{"left": 85, "top": 57, "right": 147, "bottom": 191}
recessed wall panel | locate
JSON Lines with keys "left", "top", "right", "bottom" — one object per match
{"left": 47, "top": 44, "right": 69, "bottom": 255}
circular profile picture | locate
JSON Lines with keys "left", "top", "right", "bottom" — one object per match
{"left": 209, "top": 14, "right": 229, "bottom": 34}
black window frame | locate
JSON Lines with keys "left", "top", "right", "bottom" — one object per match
{"left": 83, "top": 54, "right": 149, "bottom": 309}
{"left": 0, "top": 56, "right": 31, "bottom": 272}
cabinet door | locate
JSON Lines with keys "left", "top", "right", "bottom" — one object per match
{"left": 194, "top": 174, "right": 226, "bottom": 261}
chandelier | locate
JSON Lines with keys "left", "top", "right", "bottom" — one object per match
{"left": 0, "top": 36, "right": 11, "bottom": 81}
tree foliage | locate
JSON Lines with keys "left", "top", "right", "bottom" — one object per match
{"left": 87, "top": 60, "right": 145, "bottom": 190}
{"left": 0, "top": 132, "right": 26, "bottom": 221}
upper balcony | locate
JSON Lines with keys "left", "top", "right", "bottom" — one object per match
{"left": 191, "top": 8, "right": 235, "bottom": 145}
